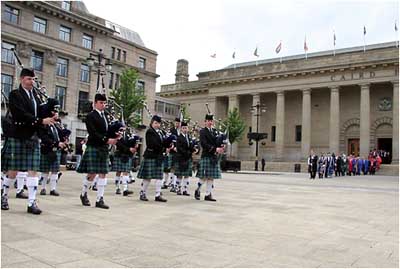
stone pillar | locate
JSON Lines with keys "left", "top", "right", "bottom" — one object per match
{"left": 228, "top": 95, "right": 239, "bottom": 159}
{"left": 329, "top": 86, "right": 340, "bottom": 154}
{"left": 359, "top": 84, "right": 370, "bottom": 158}
{"left": 275, "top": 91, "right": 285, "bottom": 161}
{"left": 301, "top": 89, "right": 311, "bottom": 159}
{"left": 251, "top": 93, "right": 260, "bottom": 159}
{"left": 392, "top": 81, "right": 399, "bottom": 164}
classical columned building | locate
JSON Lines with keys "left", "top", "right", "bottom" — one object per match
{"left": 160, "top": 42, "right": 399, "bottom": 164}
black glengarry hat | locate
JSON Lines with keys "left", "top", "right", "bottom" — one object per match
{"left": 151, "top": 115, "right": 162, "bottom": 123}
{"left": 20, "top": 68, "right": 35, "bottom": 78}
{"left": 94, "top": 93, "right": 107, "bottom": 102}
{"left": 181, "top": 121, "right": 188, "bottom": 127}
{"left": 205, "top": 114, "right": 214, "bottom": 120}
{"left": 175, "top": 117, "right": 181, "bottom": 122}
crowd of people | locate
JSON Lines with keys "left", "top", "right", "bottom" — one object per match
{"left": 307, "top": 150, "right": 387, "bottom": 179}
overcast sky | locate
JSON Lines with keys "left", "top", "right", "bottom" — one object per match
{"left": 85, "top": 0, "right": 399, "bottom": 91}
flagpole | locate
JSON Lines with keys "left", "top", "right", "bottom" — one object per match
{"left": 363, "top": 26, "right": 366, "bottom": 52}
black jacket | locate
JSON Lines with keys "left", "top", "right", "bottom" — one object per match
{"left": 37, "top": 124, "right": 60, "bottom": 154}
{"left": 170, "top": 127, "right": 179, "bottom": 137}
{"left": 85, "top": 110, "right": 109, "bottom": 147}
{"left": 143, "top": 127, "right": 164, "bottom": 159}
{"left": 176, "top": 133, "right": 195, "bottom": 161}
{"left": 200, "top": 127, "right": 218, "bottom": 158}
{"left": 8, "top": 85, "right": 43, "bottom": 139}
{"left": 115, "top": 135, "right": 133, "bottom": 157}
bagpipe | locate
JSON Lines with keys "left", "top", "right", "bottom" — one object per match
{"left": 204, "top": 103, "right": 230, "bottom": 150}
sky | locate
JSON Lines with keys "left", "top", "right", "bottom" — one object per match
{"left": 84, "top": 0, "right": 399, "bottom": 91}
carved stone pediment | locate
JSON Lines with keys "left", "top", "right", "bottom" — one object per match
{"left": 378, "top": 97, "right": 392, "bottom": 111}
{"left": 16, "top": 42, "right": 31, "bottom": 58}
{"left": 45, "top": 50, "right": 57, "bottom": 65}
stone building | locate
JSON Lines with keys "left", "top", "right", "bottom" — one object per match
{"left": 160, "top": 43, "right": 399, "bottom": 167}
{"left": 1, "top": 1, "right": 158, "bottom": 154}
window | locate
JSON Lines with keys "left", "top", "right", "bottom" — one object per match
{"left": 155, "top": 100, "right": 164, "bottom": 113}
{"left": 295, "top": 125, "right": 302, "bottom": 142}
{"left": 109, "top": 72, "right": 114, "bottom": 89}
{"left": 33, "top": 17, "right": 47, "bottom": 34}
{"left": 123, "top": 50, "right": 127, "bottom": 63}
{"left": 61, "top": 1, "right": 71, "bottom": 11}
{"left": 117, "top": 49, "right": 121, "bottom": 61}
{"left": 1, "top": 74, "right": 13, "bottom": 100}
{"left": 111, "top": 47, "right": 115, "bottom": 59}
{"left": 56, "top": 58, "right": 68, "bottom": 77}
{"left": 31, "top": 50, "right": 43, "bottom": 71}
{"left": 78, "top": 91, "right": 89, "bottom": 114}
{"left": 82, "top": 34, "right": 93, "bottom": 49}
{"left": 4, "top": 5, "right": 19, "bottom": 24}
{"left": 136, "top": 81, "right": 145, "bottom": 95}
{"left": 139, "top": 57, "right": 146, "bottom": 69}
{"left": 115, "top": 73, "right": 120, "bottom": 89}
{"left": 1, "top": 42, "right": 15, "bottom": 64}
{"left": 271, "top": 126, "right": 276, "bottom": 142}
{"left": 55, "top": 86, "right": 66, "bottom": 110}
{"left": 59, "top": 25, "right": 71, "bottom": 42}
{"left": 80, "top": 64, "right": 90, "bottom": 82}
{"left": 165, "top": 103, "right": 178, "bottom": 116}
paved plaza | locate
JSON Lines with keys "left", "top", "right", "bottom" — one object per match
{"left": 1, "top": 171, "right": 398, "bottom": 268}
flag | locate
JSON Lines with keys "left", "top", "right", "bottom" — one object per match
{"left": 363, "top": 26, "right": 366, "bottom": 35}
{"left": 210, "top": 53, "right": 216, "bottom": 58}
{"left": 275, "top": 41, "right": 282, "bottom": 54}
{"left": 232, "top": 51, "right": 236, "bottom": 59}
{"left": 333, "top": 31, "right": 336, "bottom": 46}
{"left": 395, "top": 21, "right": 398, "bottom": 32}
{"left": 304, "top": 37, "right": 308, "bottom": 52}
{"left": 254, "top": 47, "right": 259, "bottom": 57}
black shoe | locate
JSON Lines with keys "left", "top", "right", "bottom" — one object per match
{"left": 16, "top": 190, "right": 28, "bottom": 199}
{"left": 40, "top": 189, "right": 46, "bottom": 195}
{"left": 194, "top": 189, "right": 200, "bottom": 200}
{"left": 58, "top": 172, "right": 62, "bottom": 179}
{"left": 182, "top": 191, "right": 190, "bottom": 196}
{"left": 176, "top": 190, "right": 182, "bottom": 195}
{"left": 50, "top": 190, "right": 60, "bottom": 196}
{"left": 123, "top": 190, "right": 133, "bottom": 196}
{"left": 116, "top": 188, "right": 121, "bottom": 195}
{"left": 204, "top": 194, "right": 217, "bottom": 202}
{"left": 27, "top": 201, "right": 42, "bottom": 215}
{"left": 170, "top": 186, "right": 176, "bottom": 193}
{"left": 80, "top": 193, "right": 91, "bottom": 206}
{"left": 161, "top": 185, "right": 168, "bottom": 189}
{"left": 95, "top": 197, "right": 109, "bottom": 209}
{"left": 1, "top": 196, "right": 9, "bottom": 210}
{"left": 140, "top": 192, "right": 148, "bottom": 201}
{"left": 155, "top": 195, "right": 167, "bottom": 202}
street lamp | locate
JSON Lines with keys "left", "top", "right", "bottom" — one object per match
{"left": 86, "top": 48, "right": 113, "bottom": 91}
{"left": 248, "top": 102, "right": 268, "bottom": 171}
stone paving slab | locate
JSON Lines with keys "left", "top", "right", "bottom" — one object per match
{"left": 1, "top": 171, "right": 398, "bottom": 268}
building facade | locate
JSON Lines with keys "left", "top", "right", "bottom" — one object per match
{"left": 1, "top": 1, "right": 158, "bottom": 154}
{"left": 160, "top": 43, "right": 399, "bottom": 164}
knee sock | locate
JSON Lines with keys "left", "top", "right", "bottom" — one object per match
{"left": 122, "top": 176, "right": 129, "bottom": 191}
{"left": 196, "top": 178, "right": 206, "bottom": 191}
{"left": 176, "top": 177, "right": 182, "bottom": 191}
{"left": 96, "top": 177, "right": 107, "bottom": 202}
{"left": 41, "top": 173, "right": 49, "bottom": 190}
{"left": 50, "top": 174, "right": 58, "bottom": 191}
{"left": 81, "top": 176, "right": 91, "bottom": 196}
{"left": 162, "top": 173, "right": 168, "bottom": 185}
{"left": 182, "top": 177, "right": 189, "bottom": 192}
{"left": 205, "top": 179, "right": 214, "bottom": 195}
{"left": 2, "top": 177, "right": 13, "bottom": 197}
{"left": 155, "top": 179, "right": 162, "bottom": 197}
{"left": 16, "top": 172, "right": 25, "bottom": 193}
{"left": 141, "top": 179, "right": 151, "bottom": 195}
{"left": 114, "top": 176, "right": 121, "bottom": 189}
{"left": 26, "top": 177, "right": 39, "bottom": 206}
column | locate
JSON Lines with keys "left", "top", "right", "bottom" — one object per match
{"left": 329, "top": 86, "right": 340, "bottom": 154}
{"left": 228, "top": 95, "right": 239, "bottom": 159}
{"left": 301, "top": 89, "right": 311, "bottom": 159}
{"left": 251, "top": 93, "right": 260, "bottom": 159}
{"left": 275, "top": 91, "right": 285, "bottom": 161}
{"left": 392, "top": 81, "right": 399, "bottom": 164}
{"left": 359, "top": 83, "right": 370, "bottom": 158}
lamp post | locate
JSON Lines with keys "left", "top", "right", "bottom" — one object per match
{"left": 249, "top": 102, "right": 267, "bottom": 171}
{"left": 86, "top": 49, "right": 112, "bottom": 91}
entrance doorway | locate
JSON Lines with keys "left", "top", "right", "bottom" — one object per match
{"left": 377, "top": 138, "right": 392, "bottom": 164}
{"left": 348, "top": 138, "right": 360, "bottom": 156}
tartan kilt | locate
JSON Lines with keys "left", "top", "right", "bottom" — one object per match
{"left": 111, "top": 155, "right": 132, "bottom": 172}
{"left": 175, "top": 159, "right": 193, "bottom": 178}
{"left": 77, "top": 145, "right": 109, "bottom": 174}
{"left": 137, "top": 158, "right": 163, "bottom": 179}
{"left": 39, "top": 150, "right": 61, "bottom": 173}
{"left": 2, "top": 137, "right": 40, "bottom": 172}
{"left": 197, "top": 156, "right": 221, "bottom": 179}
{"left": 163, "top": 154, "right": 172, "bottom": 172}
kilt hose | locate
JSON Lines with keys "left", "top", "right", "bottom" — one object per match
{"left": 76, "top": 145, "right": 109, "bottom": 174}
{"left": 137, "top": 157, "right": 163, "bottom": 179}
{"left": 39, "top": 150, "right": 61, "bottom": 173}
{"left": 175, "top": 159, "right": 193, "bottom": 178}
{"left": 163, "top": 154, "right": 172, "bottom": 173}
{"left": 2, "top": 137, "right": 40, "bottom": 172}
{"left": 197, "top": 156, "right": 221, "bottom": 179}
{"left": 111, "top": 155, "right": 132, "bottom": 172}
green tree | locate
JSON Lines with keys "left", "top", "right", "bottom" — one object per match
{"left": 110, "top": 68, "right": 146, "bottom": 128}
{"left": 221, "top": 107, "right": 246, "bottom": 157}
{"left": 180, "top": 103, "right": 191, "bottom": 122}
